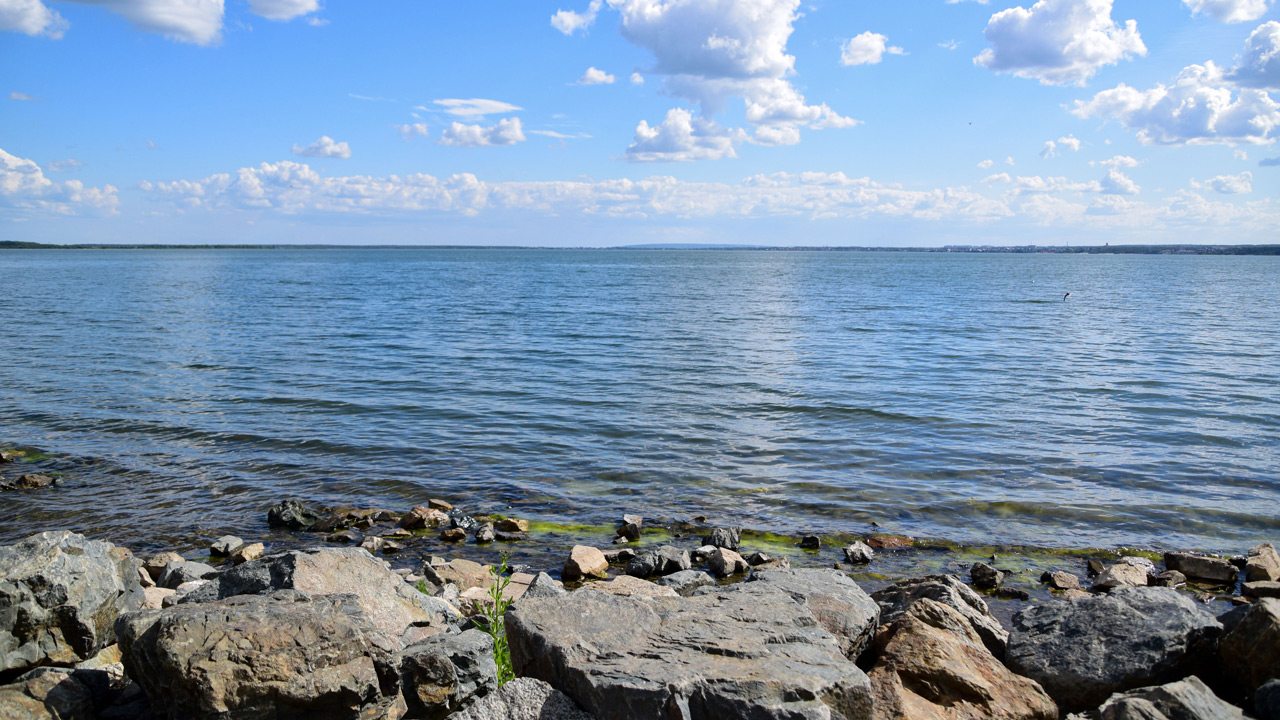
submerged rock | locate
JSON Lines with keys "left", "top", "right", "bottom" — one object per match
{"left": 871, "top": 574, "right": 1009, "bottom": 659}
{"left": 750, "top": 568, "right": 880, "bottom": 660}
{"left": 266, "top": 499, "right": 322, "bottom": 530}
{"left": 0, "top": 474, "right": 59, "bottom": 491}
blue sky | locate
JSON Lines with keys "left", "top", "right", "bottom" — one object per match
{"left": 2, "top": 0, "right": 1278, "bottom": 246}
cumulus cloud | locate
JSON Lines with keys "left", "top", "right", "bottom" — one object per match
{"left": 63, "top": 0, "right": 227, "bottom": 45}
{"left": 577, "top": 66, "right": 615, "bottom": 85}
{"left": 551, "top": 0, "right": 601, "bottom": 35}
{"left": 625, "top": 108, "right": 743, "bottom": 162}
{"left": 438, "top": 117, "right": 526, "bottom": 147}
{"left": 394, "top": 123, "right": 429, "bottom": 142}
{"left": 1041, "top": 134, "right": 1082, "bottom": 157}
{"left": 1192, "top": 171, "right": 1253, "bottom": 192}
{"left": 630, "top": 72, "right": 644, "bottom": 85}
{"left": 0, "top": 0, "right": 67, "bottom": 38}
{"left": 1, "top": 146, "right": 118, "bottom": 215}
{"left": 840, "top": 32, "right": 905, "bottom": 66}
{"left": 978, "top": 159, "right": 995, "bottom": 168}
{"left": 432, "top": 98, "right": 523, "bottom": 118}
{"left": 1093, "top": 154, "right": 1139, "bottom": 167}
{"left": 1182, "top": 0, "right": 1271, "bottom": 23}
{"left": 291, "top": 135, "right": 351, "bottom": 159}
{"left": 984, "top": 173, "right": 1013, "bottom": 183}
{"left": 1100, "top": 168, "right": 1140, "bottom": 194}
{"left": 1228, "top": 21, "right": 1280, "bottom": 90}
{"left": 1072, "top": 61, "right": 1280, "bottom": 145}
{"left": 247, "top": 0, "right": 319, "bottom": 21}
{"left": 974, "top": 0, "right": 1146, "bottom": 86}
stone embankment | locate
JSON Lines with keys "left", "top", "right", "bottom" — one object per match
{"left": 1, "top": 498, "right": 1278, "bottom": 720}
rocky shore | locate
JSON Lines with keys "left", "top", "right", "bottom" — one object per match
{"left": 1, "top": 496, "right": 1278, "bottom": 720}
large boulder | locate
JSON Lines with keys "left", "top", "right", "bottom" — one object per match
{"left": 749, "top": 569, "right": 880, "bottom": 660}
{"left": 156, "top": 560, "right": 217, "bottom": 590}
{"left": 450, "top": 677, "right": 594, "bottom": 720}
{"left": 184, "top": 547, "right": 458, "bottom": 645}
{"left": 399, "top": 629, "right": 496, "bottom": 719}
{"left": 0, "top": 667, "right": 95, "bottom": 720}
{"left": 0, "top": 531, "right": 145, "bottom": 673}
{"left": 1163, "top": 553, "right": 1237, "bottom": 585}
{"left": 507, "top": 583, "right": 874, "bottom": 720}
{"left": 869, "top": 598, "right": 1057, "bottom": 720}
{"left": 1006, "top": 586, "right": 1222, "bottom": 713}
{"left": 1085, "top": 676, "right": 1243, "bottom": 720}
{"left": 117, "top": 590, "right": 404, "bottom": 720}
{"left": 870, "top": 574, "right": 1008, "bottom": 658}
{"left": 1219, "top": 597, "right": 1280, "bottom": 695}
{"left": 1246, "top": 544, "right": 1280, "bottom": 583}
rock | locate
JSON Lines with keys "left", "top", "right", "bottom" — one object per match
{"left": 436, "top": 528, "right": 463, "bottom": 542}
{"left": 1247, "top": 543, "right": 1280, "bottom": 583}
{"left": 1152, "top": 570, "right": 1187, "bottom": 588}
{"left": 563, "top": 546, "right": 608, "bottom": 582}
{"left": 326, "top": 529, "right": 359, "bottom": 544}
{"left": 749, "top": 568, "right": 880, "bottom": 660}
{"left": 871, "top": 574, "right": 1008, "bottom": 659}
{"left": 701, "top": 526, "right": 741, "bottom": 550}
{"left": 654, "top": 570, "right": 715, "bottom": 597}
{"left": 521, "top": 572, "right": 566, "bottom": 601}
{"left": 0, "top": 531, "right": 145, "bottom": 674}
{"left": 494, "top": 531, "right": 529, "bottom": 542}
{"left": 800, "top": 535, "right": 822, "bottom": 549}
{"left": 997, "top": 588, "right": 1031, "bottom": 601}
{"left": 1088, "top": 559, "right": 1106, "bottom": 576}
{"left": 0, "top": 473, "right": 59, "bottom": 491}
{"left": 616, "top": 521, "right": 641, "bottom": 542}
{"left": 381, "top": 541, "right": 403, "bottom": 554}
{"left": 231, "top": 542, "right": 263, "bottom": 564}
{"left": 494, "top": 518, "right": 529, "bottom": 533}
{"left": 508, "top": 583, "right": 874, "bottom": 719}
{"left": 1119, "top": 556, "right": 1158, "bottom": 573}
{"left": 1245, "top": 581, "right": 1280, "bottom": 599}
{"left": 707, "top": 547, "right": 749, "bottom": 578}
{"left": 1006, "top": 586, "right": 1223, "bottom": 713}
{"left": 137, "top": 565, "right": 154, "bottom": 588}
{"left": 754, "top": 557, "right": 792, "bottom": 570}
{"left": 142, "top": 586, "right": 174, "bottom": 609}
{"left": 869, "top": 598, "right": 1057, "bottom": 720}
{"left": 418, "top": 559, "right": 492, "bottom": 594}
{"left": 591, "top": 575, "right": 679, "bottom": 599}
{"left": 0, "top": 667, "right": 95, "bottom": 720}
{"left": 1219, "top": 597, "right": 1280, "bottom": 694}
{"left": 196, "top": 547, "right": 459, "bottom": 645}
{"left": 266, "top": 499, "right": 322, "bottom": 530}
{"left": 602, "top": 547, "right": 637, "bottom": 564}
{"left": 1090, "top": 676, "right": 1244, "bottom": 720}
{"left": 208, "top": 535, "right": 244, "bottom": 557}
{"left": 743, "top": 551, "right": 770, "bottom": 565}
{"left": 867, "top": 535, "right": 913, "bottom": 550}
{"left": 117, "top": 590, "right": 404, "bottom": 720}
{"left": 1164, "top": 552, "right": 1238, "bottom": 585}
{"left": 0, "top": 450, "right": 12, "bottom": 462}
{"left": 971, "top": 562, "right": 1005, "bottom": 590}
{"left": 624, "top": 546, "right": 691, "bottom": 578}
{"left": 1092, "top": 563, "right": 1149, "bottom": 591}
{"left": 156, "top": 560, "right": 217, "bottom": 590}
{"left": 401, "top": 505, "right": 449, "bottom": 530}
{"left": 448, "top": 512, "right": 478, "bottom": 532}
{"left": 360, "top": 535, "right": 385, "bottom": 555}
{"left": 1257, "top": 679, "right": 1280, "bottom": 720}
{"left": 399, "top": 628, "right": 496, "bottom": 718}
{"left": 1040, "top": 570, "right": 1081, "bottom": 590}
{"left": 690, "top": 545, "right": 717, "bottom": 563}
{"left": 428, "top": 498, "right": 453, "bottom": 511}
{"left": 474, "top": 524, "right": 496, "bottom": 544}
{"left": 844, "top": 542, "right": 875, "bottom": 564}
{"left": 142, "top": 552, "right": 183, "bottom": 581}
{"left": 450, "top": 677, "right": 594, "bottom": 720}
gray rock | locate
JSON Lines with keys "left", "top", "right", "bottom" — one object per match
{"left": 707, "top": 547, "right": 749, "bottom": 578}
{"left": 0, "top": 474, "right": 59, "bottom": 491}
{"left": 700, "top": 527, "right": 740, "bottom": 550}
{"left": 117, "top": 590, "right": 404, "bottom": 720}
{"left": 1246, "top": 543, "right": 1280, "bottom": 583}
{"left": 474, "top": 523, "right": 496, "bottom": 544}
{"left": 800, "top": 535, "right": 822, "bottom": 549}
{"left": 601, "top": 547, "right": 636, "bottom": 564}
{"left": 750, "top": 568, "right": 880, "bottom": 660}
{"left": 1092, "top": 676, "right": 1244, "bottom": 720}
{"left": 209, "top": 535, "right": 244, "bottom": 557}
{"left": 616, "top": 520, "right": 641, "bottom": 542}
{"left": 400, "top": 629, "right": 497, "bottom": 718}
{"left": 0, "top": 667, "right": 96, "bottom": 720}
{"left": 266, "top": 499, "right": 322, "bottom": 530}
{"left": 871, "top": 574, "right": 1008, "bottom": 658}
{"left": 450, "top": 677, "right": 595, "bottom": 720}
{"left": 1164, "top": 552, "right": 1238, "bottom": 585}
{"left": 624, "top": 546, "right": 691, "bottom": 578}
{"left": 142, "top": 552, "right": 183, "bottom": 582}
{"left": 654, "top": 570, "right": 715, "bottom": 597}
{"left": 1093, "top": 563, "right": 1149, "bottom": 591}
{"left": 1119, "top": 556, "right": 1158, "bottom": 573}
{"left": 156, "top": 560, "right": 217, "bottom": 590}
{"left": 843, "top": 542, "right": 874, "bottom": 564}
{"left": 1152, "top": 570, "right": 1187, "bottom": 588}
{"left": 521, "top": 572, "right": 566, "bottom": 601}
{"left": 1245, "top": 581, "right": 1280, "bottom": 599}
{"left": 1041, "top": 570, "right": 1082, "bottom": 590}
{"left": 971, "top": 562, "right": 1004, "bottom": 589}
{"left": 690, "top": 545, "right": 717, "bottom": 563}
{"left": 507, "top": 583, "right": 873, "bottom": 720}
{"left": 0, "top": 531, "right": 145, "bottom": 673}
{"left": 1006, "top": 586, "right": 1223, "bottom": 713}
{"left": 1256, "top": 679, "right": 1280, "bottom": 720}
{"left": 1219, "top": 597, "right": 1280, "bottom": 694}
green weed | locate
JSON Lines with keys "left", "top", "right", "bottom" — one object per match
{"left": 476, "top": 554, "right": 515, "bottom": 686}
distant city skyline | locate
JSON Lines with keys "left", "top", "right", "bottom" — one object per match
{"left": 2, "top": 0, "right": 1278, "bottom": 245}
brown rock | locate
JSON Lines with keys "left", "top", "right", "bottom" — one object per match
{"left": 143, "top": 586, "right": 175, "bottom": 609}
{"left": 494, "top": 531, "right": 529, "bottom": 542}
{"left": 1164, "top": 552, "right": 1238, "bottom": 585}
{"left": 1040, "top": 571, "right": 1080, "bottom": 590}
{"left": 421, "top": 559, "right": 492, "bottom": 594}
{"left": 231, "top": 542, "right": 264, "bottom": 565}
{"left": 1151, "top": 570, "right": 1186, "bottom": 588}
{"left": 1092, "top": 563, "right": 1148, "bottom": 591}
{"left": 428, "top": 498, "right": 453, "bottom": 511}
{"left": 592, "top": 575, "right": 679, "bottom": 599}
{"left": 143, "top": 552, "right": 185, "bottom": 582}
{"left": 868, "top": 535, "right": 913, "bottom": 550}
{"left": 495, "top": 518, "right": 529, "bottom": 533}
{"left": 1247, "top": 543, "right": 1280, "bottom": 583}
{"left": 708, "top": 547, "right": 749, "bottom": 578}
{"left": 440, "top": 528, "right": 467, "bottom": 542}
{"left": 401, "top": 505, "right": 448, "bottom": 530}
{"left": 562, "top": 545, "right": 608, "bottom": 582}
{"left": 1220, "top": 597, "right": 1280, "bottom": 693}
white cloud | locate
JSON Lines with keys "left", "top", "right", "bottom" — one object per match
{"left": 630, "top": 72, "right": 644, "bottom": 85}
{"left": 751, "top": 124, "right": 801, "bottom": 146}
{"left": 840, "top": 32, "right": 904, "bottom": 66}
{"left": 1041, "top": 134, "right": 1082, "bottom": 157}
{"left": 626, "top": 107, "right": 742, "bottom": 162}
{"left": 1182, "top": 0, "right": 1271, "bottom": 23}
{"left": 1092, "top": 154, "right": 1139, "bottom": 167}
{"left": 1192, "top": 170, "right": 1253, "bottom": 193}
{"left": 0, "top": 0, "right": 67, "bottom": 37}
{"left": 1235, "top": 148, "right": 1249, "bottom": 160}
{"left": 1072, "top": 61, "right": 1280, "bottom": 145}
{"left": 1006, "top": 156, "right": 1016, "bottom": 165}
{"left": 1228, "top": 21, "right": 1280, "bottom": 90}
{"left": 438, "top": 117, "right": 526, "bottom": 147}
{"left": 984, "top": 172, "right": 1012, "bottom": 183}
{"left": 62, "top": 0, "right": 227, "bottom": 45}
{"left": 978, "top": 159, "right": 995, "bottom": 168}
{"left": 974, "top": 0, "right": 1146, "bottom": 86}
{"left": 291, "top": 135, "right": 351, "bottom": 159}
{"left": 1058, "top": 134, "right": 1082, "bottom": 151}
{"left": 9, "top": 91, "right": 37, "bottom": 101}
{"left": 247, "top": 0, "right": 318, "bottom": 21}
{"left": 1100, "top": 168, "right": 1140, "bottom": 194}
{"left": 46, "top": 158, "right": 84, "bottom": 172}
{"left": 1, "top": 146, "right": 118, "bottom": 215}
{"left": 1040, "top": 141, "right": 1057, "bottom": 158}
{"left": 551, "top": 0, "right": 601, "bottom": 35}
{"left": 578, "top": 66, "right": 615, "bottom": 85}
{"left": 432, "top": 98, "right": 523, "bottom": 118}
{"left": 939, "top": 39, "right": 959, "bottom": 50}
{"left": 394, "top": 123, "right": 429, "bottom": 142}
{"left": 528, "top": 129, "right": 591, "bottom": 140}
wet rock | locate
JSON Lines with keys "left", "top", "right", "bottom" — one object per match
{"left": 117, "top": 590, "right": 404, "bottom": 720}
{"left": 208, "top": 535, "right": 243, "bottom": 557}
{"left": 750, "top": 568, "right": 880, "bottom": 660}
{"left": 971, "top": 562, "right": 1004, "bottom": 590}
{"left": 616, "top": 521, "right": 641, "bottom": 542}
{"left": 1092, "top": 563, "right": 1148, "bottom": 591}
{"left": 0, "top": 473, "right": 59, "bottom": 491}
{"left": 1164, "top": 552, "right": 1238, "bottom": 585}
{"left": 844, "top": 542, "right": 875, "bottom": 564}
{"left": 1151, "top": 570, "right": 1187, "bottom": 588}
{"left": 440, "top": 528, "right": 467, "bottom": 542}
{"left": 707, "top": 547, "right": 749, "bottom": 578}
{"left": 419, "top": 559, "right": 492, "bottom": 594}
{"left": 563, "top": 546, "right": 608, "bottom": 582}
{"left": 601, "top": 547, "right": 636, "bottom": 564}
{"left": 867, "top": 535, "right": 913, "bottom": 550}
{"left": 1040, "top": 570, "right": 1081, "bottom": 590}
{"left": 1245, "top": 580, "right": 1280, "bottom": 599}
{"left": 1247, "top": 543, "right": 1280, "bottom": 583}
{"left": 359, "top": 535, "right": 385, "bottom": 555}
{"left": 399, "top": 628, "right": 496, "bottom": 718}
{"left": 1119, "top": 556, "right": 1157, "bottom": 573}
{"left": 701, "top": 526, "right": 741, "bottom": 550}
{"left": 800, "top": 535, "right": 822, "bottom": 550}
{"left": 0, "top": 450, "right": 12, "bottom": 463}
{"left": 625, "top": 546, "right": 691, "bottom": 578}
{"left": 231, "top": 542, "right": 263, "bottom": 564}
{"left": 156, "top": 560, "right": 217, "bottom": 590}
{"left": 655, "top": 570, "right": 715, "bottom": 597}
{"left": 1256, "top": 679, "right": 1280, "bottom": 720}
{"left": 507, "top": 583, "right": 874, "bottom": 719}
{"left": 1088, "top": 676, "right": 1244, "bottom": 720}
{"left": 521, "top": 572, "right": 566, "bottom": 601}
{"left": 754, "top": 557, "right": 792, "bottom": 570}
{"left": 741, "top": 551, "right": 768, "bottom": 565}
{"left": 448, "top": 512, "right": 479, "bottom": 532}
{"left": 690, "top": 545, "right": 717, "bottom": 563}
{"left": 591, "top": 575, "right": 679, "bottom": 599}
{"left": 998, "top": 588, "right": 1031, "bottom": 601}
{"left": 266, "top": 499, "right": 322, "bottom": 530}
{"left": 0, "top": 667, "right": 96, "bottom": 720}
{"left": 1219, "top": 597, "right": 1280, "bottom": 694}
{"left": 428, "top": 498, "right": 453, "bottom": 511}
{"left": 0, "top": 531, "right": 145, "bottom": 674}
{"left": 1006, "top": 586, "right": 1223, "bottom": 713}
{"left": 474, "top": 523, "right": 495, "bottom": 544}
{"left": 494, "top": 518, "right": 529, "bottom": 533}
{"left": 401, "top": 505, "right": 449, "bottom": 530}
{"left": 871, "top": 574, "right": 1008, "bottom": 659}
{"left": 326, "top": 529, "right": 358, "bottom": 544}
{"left": 450, "top": 677, "right": 594, "bottom": 720}
{"left": 1088, "top": 559, "right": 1106, "bottom": 576}
{"left": 142, "top": 552, "right": 183, "bottom": 582}
{"left": 869, "top": 598, "right": 1056, "bottom": 720}
{"left": 494, "top": 531, "right": 529, "bottom": 542}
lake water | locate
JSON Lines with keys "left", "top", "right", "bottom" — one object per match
{"left": 1, "top": 249, "right": 1277, "bottom": 553}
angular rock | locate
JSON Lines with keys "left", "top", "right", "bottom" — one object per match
{"left": 231, "top": 542, "right": 263, "bottom": 564}
{"left": 450, "top": 677, "right": 594, "bottom": 720}
{"left": 0, "top": 450, "right": 12, "bottom": 463}
{"left": 1092, "top": 563, "right": 1148, "bottom": 591}
{"left": 156, "top": 560, "right": 217, "bottom": 590}
{"left": 1245, "top": 581, "right": 1280, "bottom": 599}
{"left": 0, "top": 667, "right": 95, "bottom": 720}
{"left": 1219, "top": 597, "right": 1280, "bottom": 694}
{"left": 440, "top": 528, "right": 466, "bottom": 542}
{"left": 869, "top": 599, "right": 1056, "bottom": 720}
{"left": 1257, "top": 679, "right": 1280, "bottom": 720}
{"left": 563, "top": 546, "right": 608, "bottom": 582}
{"left": 654, "top": 569, "right": 715, "bottom": 597}
{"left": 751, "top": 568, "right": 880, "bottom": 660}
{"left": 0, "top": 531, "right": 145, "bottom": 674}
{"left": 447, "top": 512, "right": 478, "bottom": 532}
{"left": 209, "top": 535, "right": 244, "bottom": 557}
{"left": 1164, "top": 552, "right": 1238, "bottom": 585}
{"left": 844, "top": 542, "right": 875, "bottom": 564}
{"left": 871, "top": 574, "right": 1008, "bottom": 658}
{"left": 707, "top": 547, "right": 749, "bottom": 578}
{"left": 474, "top": 524, "right": 496, "bottom": 544}
{"left": 142, "top": 552, "right": 183, "bottom": 582}
{"left": 1247, "top": 543, "right": 1280, "bottom": 583}
{"left": 1152, "top": 570, "right": 1187, "bottom": 588}
{"left": 1006, "top": 586, "right": 1223, "bottom": 713}
{"left": 400, "top": 628, "right": 496, "bottom": 718}
{"left": 493, "top": 531, "right": 528, "bottom": 543}
{"left": 1091, "top": 676, "right": 1243, "bottom": 720}
{"left": 494, "top": 518, "right": 529, "bottom": 533}
{"left": 1119, "top": 556, "right": 1158, "bottom": 573}
{"left": 360, "top": 535, "right": 386, "bottom": 555}
{"left": 800, "top": 535, "right": 822, "bottom": 549}
{"left": 117, "top": 590, "right": 404, "bottom": 720}
{"left": 1040, "top": 571, "right": 1081, "bottom": 590}
{"left": 690, "top": 545, "right": 717, "bottom": 563}
{"left": 701, "top": 527, "right": 740, "bottom": 551}
{"left": 508, "top": 583, "right": 874, "bottom": 719}
{"left": 521, "top": 572, "right": 566, "bottom": 601}
{"left": 590, "top": 575, "right": 679, "bottom": 599}
{"left": 401, "top": 505, "right": 449, "bottom": 530}
{"left": 419, "top": 559, "right": 492, "bottom": 594}
{"left": 142, "top": 586, "right": 174, "bottom": 610}
{"left": 0, "top": 474, "right": 59, "bottom": 491}
{"left": 754, "top": 557, "right": 792, "bottom": 571}
{"left": 971, "top": 562, "right": 1004, "bottom": 590}
{"left": 624, "top": 546, "right": 690, "bottom": 578}
{"left": 602, "top": 547, "right": 637, "bottom": 564}
{"left": 616, "top": 522, "right": 641, "bottom": 542}
{"left": 266, "top": 499, "right": 322, "bottom": 530}
{"left": 867, "top": 535, "right": 913, "bottom": 550}
{"left": 428, "top": 498, "right": 453, "bottom": 511}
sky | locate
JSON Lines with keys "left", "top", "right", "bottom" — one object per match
{"left": 2, "top": 0, "right": 1278, "bottom": 246}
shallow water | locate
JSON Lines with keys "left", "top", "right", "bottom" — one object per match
{"left": 1, "top": 248, "right": 1277, "bottom": 553}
